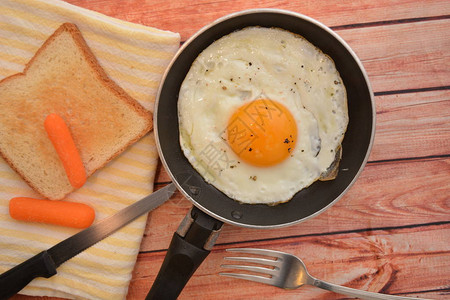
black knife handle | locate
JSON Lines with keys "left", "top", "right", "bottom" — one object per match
{"left": 0, "top": 251, "right": 57, "bottom": 299}
{"left": 146, "top": 207, "right": 223, "bottom": 300}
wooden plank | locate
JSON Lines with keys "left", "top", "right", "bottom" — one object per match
{"left": 337, "top": 20, "right": 450, "bottom": 92}
{"left": 64, "top": 0, "right": 450, "bottom": 41}
{"left": 142, "top": 156, "right": 450, "bottom": 251}
{"left": 128, "top": 224, "right": 450, "bottom": 299}
{"left": 370, "top": 90, "right": 450, "bottom": 161}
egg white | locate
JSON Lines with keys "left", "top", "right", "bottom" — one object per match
{"left": 178, "top": 27, "right": 348, "bottom": 204}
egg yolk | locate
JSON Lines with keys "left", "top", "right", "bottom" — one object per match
{"left": 226, "top": 99, "right": 297, "bottom": 167}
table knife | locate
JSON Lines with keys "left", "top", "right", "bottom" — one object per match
{"left": 0, "top": 182, "right": 176, "bottom": 300}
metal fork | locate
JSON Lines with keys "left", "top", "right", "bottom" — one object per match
{"left": 220, "top": 248, "right": 429, "bottom": 300}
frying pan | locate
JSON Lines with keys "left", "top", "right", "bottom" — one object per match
{"left": 147, "top": 9, "right": 375, "bottom": 299}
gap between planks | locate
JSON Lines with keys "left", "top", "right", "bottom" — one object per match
{"left": 329, "top": 14, "right": 450, "bottom": 30}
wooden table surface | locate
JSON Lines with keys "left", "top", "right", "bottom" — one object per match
{"left": 14, "top": 0, "right": 450, "bottom": 299}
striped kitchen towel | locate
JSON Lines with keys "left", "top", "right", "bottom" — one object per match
{"left": 0, "top": 0, "right": 180, "bottom": 299}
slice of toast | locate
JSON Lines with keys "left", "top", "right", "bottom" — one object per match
{"left": 0, "top": 23, "right": 152, "bottom": 200}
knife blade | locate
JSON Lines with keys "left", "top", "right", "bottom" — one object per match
{"left": 0, "top": 182, "right": 176, "bottom": 299}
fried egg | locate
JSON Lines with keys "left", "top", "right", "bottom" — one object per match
{"left": 178, "top": 27, "right": 348, "bottom": 204}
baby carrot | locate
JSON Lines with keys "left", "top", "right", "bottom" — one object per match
{"left": 9, "top": 197, "right": 95, "bottom": 229}
{"left": 44, "top": 113, "right": 86, "bottom": 188}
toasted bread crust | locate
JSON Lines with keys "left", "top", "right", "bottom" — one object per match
{"left": 0, "top": 23, "right": 153, "bottom": 199}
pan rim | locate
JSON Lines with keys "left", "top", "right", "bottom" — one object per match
{"left": 154, "top": 8, "right": 376, "bottom": 229}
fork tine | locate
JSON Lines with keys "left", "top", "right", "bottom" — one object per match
{"left": 223, "top": 256, "right": 280, "bottom": 268}
{"left": 226, "top": 248, "right": 285, "bottom": 259}
{"left": 219, "top": 272, "right": 274, "bottom": 286}
{"left": 221, "top": 264, "right": 277, "bottom": 276}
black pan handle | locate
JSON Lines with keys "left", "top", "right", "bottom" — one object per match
{"left": 146, "top": 206, "right": 223, "bottom": 300}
